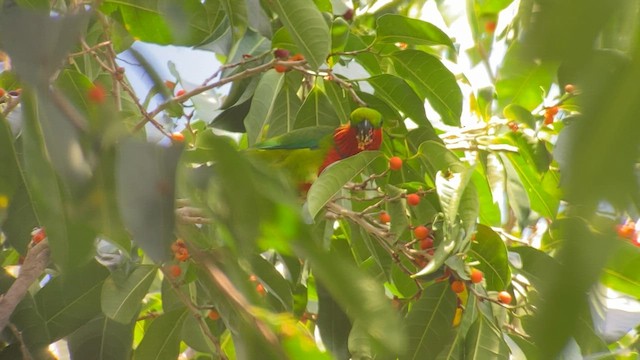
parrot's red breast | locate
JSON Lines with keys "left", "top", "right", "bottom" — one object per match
{"left": 318, "top": 124, "right": 383, "bottom": 175}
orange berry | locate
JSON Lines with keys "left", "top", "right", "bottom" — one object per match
{"left": 388, "top": 156, "right": 403, "bottom": 171}
{"left": 419, "top": 238, "right": 433, "bottom": 250}
{"left": 289, "top": 53, "right": 305, "bottom": 61}
{"left": 470, "top": 268, "right": 484, "bottom": 284}
{"left": 169, "top": 265, "right": 182, "bottom": 278}
{"left": 31, "top": 227, "right": 46, "bottom": 244}
{"left": 256, "top": 283, "right": 266, "bottom": 296}
{"left": 413, "top": 225, "right": 430, "bottom": 240}
{"left": 379, "top": 212, "right": 391, "bottom": 224}
{"left": 175, "top": 248, "right": 189, "bottom": 262}
{"left": 617, "top": 223, "right": 636, "bottom": 239}
{"left": 176, "top": 89, "right": 186, "bottom": 97}
{"left": 396, "top": 42, "right": 408, "bottom": 50}
{"left": 406, "top": 193, "right": 420, "bottom": 206}
{"left": 88, "top": 84, "right": 106, "bottom": 103}
{"left": 0, "top": 88, "right": 5, "bottom": 97}
{"left": 164, "top": 80, "right": 176, "bottom": 90}
{"left": 564, "top": 84, "right": 575, "bottom": 93}
{"left": 485, "top": 21, "right": 497, "bottom": 33}
{"left": 546, "top": 106, "right": 558, "bottom": 117}
{"left": 498, "top": 291, "right": 512, "bottom": 304}
{"left": 507, "top": 121, "right": 519, "bottom": 132}
{"left": 170, "top": 132, "right": 185, "bottom": 142}
{"left": 451, "top": 280, "right": 465, "bottom": 294}
{"left": 207, "top": 309, "right": 220, "bottom": 320}
{"left": 249, "top": 274, "right": 258, "bottom": 282}
{"left": 274, "top": 64, "right": 289, "bottom": 73}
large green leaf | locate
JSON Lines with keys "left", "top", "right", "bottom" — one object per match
{"left": 391, "top": 50, "right": 462, "bottom": 126}
{"left": 495, "top": 43, "right": 556, "bottom": 111}
{"left": 465, "top": 313, "right": 510, "bottom": 359}
{"left": 601, "top": 240, "right": 640, "bottom": 298}
{"left": 469, "top": 225, "right": 511, "bottom": 291}
{"left": 376, "top": 14, "right": 455, "bottom": 51}
{"left": 219, "top": 0, "right": 248, "bottom": 41}
{"left": 367, "top": 74, "right": 431, "bottom": 128}
{"left": 244, "top": 70, "right": 286, "bottom": 145}
{"left": 307, "top": 151, "right": 383, "bottom": 218}
{"left": 471, "top": 166, "right": 501, "bottom": 226}
{"left": 133, "top": 308, "right": 188, "bottom": 360}
{"left": 294, "top": 86, "right": 341, "bottom": 129}
{"left": 67, "top": 315, "right": 135, "bottom": 360}
{"left": 269, "top": 0, "right": 330, "bottom": 70}
{"left": 102, "top": 265, "right": 158, "bottom": 324}
{"left": 317, "top": 283, "right": 351, "bottom": 359}
{"left": 35, "top": 261, "right": 109, "bottom": 341}
{"left": 116, "top": 139, "right": 181, "bottom": 263}
{"left": 401, "top": 281, "right": 457, "bottom": 360}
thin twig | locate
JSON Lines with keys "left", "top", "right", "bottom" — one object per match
{"left": 8, "top": 323, "right": 33, "bottom": 360}
{"left": 68, "top": 40, "right": 112, "bottom": 58}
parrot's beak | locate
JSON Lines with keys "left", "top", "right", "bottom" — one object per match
{"left": 356, "top": 119, "right": 374, "bottom": 150}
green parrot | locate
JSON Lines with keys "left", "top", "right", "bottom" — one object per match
{"left": 252, "top": 107, "right": 383, "bottom": 187}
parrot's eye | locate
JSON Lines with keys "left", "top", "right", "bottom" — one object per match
{"left": 356, "top": 119, "right": 374, "bottom": 150}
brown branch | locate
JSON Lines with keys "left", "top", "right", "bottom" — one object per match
{"left": 8, "top": 323, "right": 33, "bottom": 360}
{"left": 68, "top": 40, "right": 112, "bottom": 58}
{"left": 0, "top": 241, "right": 50, "bottom": 333}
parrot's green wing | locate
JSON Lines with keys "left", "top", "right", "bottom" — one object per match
{"left": 254, "top": 126, "right": 335, "bottom": 150}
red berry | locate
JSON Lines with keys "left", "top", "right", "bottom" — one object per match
{"left": 176, "top": 89, "right": 186, "bottom": 97}
{"left": 169, "top": 265, "right": 182, "bottom": 278}
{"left": 175, "top": 248, "right": 189, "bottom": 262}
{"left": 419, "top": 238, "right": 433, "bottom": 250}
{"left": 31, "top": 227, "right": 46, "bottom": 244}
{"left": 451, "top": 280, "right": 465, "bottom": 294}
{"left": 388, "top": 156, "right": 403, "bottom": 171}
{"left": 256, "top": 283, "right": 266, "bottom": 296}
{"left": 498, "top": 291, "right": 512, "bottom": 304}
{"left": 470, "top": 269, "right": 484, "bottom": 284}
{"left": 165, "top": 80, "right": 176, "bottom": 90}
{"left": 343, "top": 8, "right": 354, "bottom": 21}
{"left": 617, "top": 223, "right": 636, "bottom": 239}
{"left": 406, "top": 193, "right": 420, "bottom": 206}
{"left": 485, "top": 21, "right": 497, "bottom": 33}
{"left": 88, "top": 84, "right": 106, "bottom": 103}
{"left": 546, "top": 106, "right": 558, "bottom": 117}
{"left": 564, "top": 84, "right": 575, "bottom": 93}
{"left": 274, "top": 64, "right": 289, "bottom": 73}
{"left": 0, "top": 88, "right": 5, "bottom": 97}
{"left": 208, "top": 309, "right": 220, "bottom": 320}
{"left": 170, "top": 132, "right": 185, "bottom": 142}
{"left": 413, "top": 225, "right": 430, "bottom": 240}
{"left": 379, "top": 212, "right": 391, "bottom": 224}
{"left": 273, "top": 48, "right": 290, "bottom": 59}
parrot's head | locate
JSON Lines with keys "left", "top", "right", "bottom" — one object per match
{"left": 350, "top": 107, "right": 383, "bottom": 150}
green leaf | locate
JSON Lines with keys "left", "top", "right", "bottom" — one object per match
{"left": 367, "top": 74, "right": 431, "bottom": 127}
{"left": 495, "top": 43, "right": 556, "bottom": 111}
{"left": 133, "top": 308, "right": 188, "bottom": 360}
{"left": 469, "top": 225, "right": 511, "bottom": 291}
{"left": 35, "top": 261, "right": 109, "bottom": 341}
{"left": 435, "top": 168, "right": 475, "bottom": 236}
{"left": 391, "top": 50, "right": 462, "bottom": 126}
{"left": 503, "top": 104, "right": 536, "bottom": 129}
{"left": 475, "top": 0, "right": 515, "bottom": 13}
{"left": 307, "top": 151, "right": 383, "bottom": 218}
{"left": 376, "top": 14, "right": 455, "bottom": 51}
{"left": 116, "top": 139, "right": 182, "bottom": 263}
{"left": 465, "top": 313, "right": 510, "bottom": 359}
{"left": 331, "top": 17, "right": 350, "bottom": 53}
{"left": 317, "top": 283, "right": 351, "bottom": 359}
{"left": 67, "top": 315, "right": 134, "bottom": 360}
{"left": 251, "top": 255, "right": 293, "bottom": 311}
{"left": 401, "top": 282, "right": 457, "bottom": 360}
{"left": 294, "top": 86, "right": 341, "bottom": 129}
{"left": 269, "top": 0, "right": 330, "bottom": 70}
{"left": 498, "top": 152, "right": 558, "bottom": 219}
{"left": 102, "top": 265, "right": 158, "bottom": 324}
{"left": 386, "top": 184, "right": 410, "bottom": 241}
{"left": 219, "top": 0, "right": 248, "bottom": 41}
{"left": 471, "top": 166, "right": 501, "bottom": 227}
{"left": 601, "top": 240, "right": 640, "bottom": 298}
{"left": 244, "top": 70, "right": 286, "bottom": 145}
{"left": 324, "top": 80, "right": 352, "bottom": 123}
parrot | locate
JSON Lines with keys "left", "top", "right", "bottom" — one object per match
{"left": 252, "top": 107, "right": 383, "bottom": 187}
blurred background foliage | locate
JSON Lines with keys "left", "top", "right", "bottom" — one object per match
{"left": 0, "top": 0, "right": 640, "bottom": 359}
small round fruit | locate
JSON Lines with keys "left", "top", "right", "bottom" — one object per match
{"left": 420, "top": 238, "right": 434, "bottom": 250}
{"left": 451, "top": 280, "right": 465, "bottom": 294}
{"left": 175, "top": 248, "right": 189, "bottom": 262}
{"left": 485, "top": 21, "right": 497, "bottom": 33}
{"left": 564, "top": 84, "right": 575, "bottom": 93}
{"left": 249, "top": 274, "right": 258, "bottom": 282}
{"left": 208, "top": 310, "right": 220, "bottom": 320}
{"left": 498, "top": 291, "right": 512, "bottom": 304}
{"left": 388, "top": 156, "right": 403, "bottom": 171}
{"left": 545, "top": 106, "right": 559, "bottom": 117}
{"left": 289, "top": 53, "right": 305, "bottom": 61}
{"left": 274, "top": 64, "right": 289, "bottom": 73}
{"left": 88, "top": 84, "right": 106, "bottom": 103}
{"left": 342, "top": 8, "right": 354, "bottom": 21}
{"left": 0, "top": 88, "right": 5, "bottom": 97}
{"left": 470, "top": 269, "right": 484, "bottom": 284}
{"left": 256, "top": 283, "right": 266, "bottom": 296}
{"left": 273, "top": 48, "right": 290, "bottom": 59}
{"left": 170, "top": 132, "right": 185, "bottom": 142}
{"left": 379, "top": 212, "right": 391, "bottom": 224}
{"left": 169, "top": 265, "right": 182, "bottom": 278}
{"left": 176, "top": 89, "right": 186, "bottom": 97}
{"left": 617, "top": 223, "right": 635, "bottom": 239}
{"left": 406, "top": 193, "right": 421, "bottom": 206}
{"left": 31, "top": 227, "right": 46, "bottom": 244}
{"left": 413, "top": 225, "right": 430, "bottom": 240}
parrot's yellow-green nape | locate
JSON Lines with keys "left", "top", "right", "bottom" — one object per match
{"left": 349, "top": 107, "right": 383, "bottom": 128}
{"left": 347, "top": 107, "right": 383, "bottom": 151}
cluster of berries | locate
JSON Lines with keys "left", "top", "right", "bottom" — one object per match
{"left": 273, "top": 49, "right": 305, "bottom": 73}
